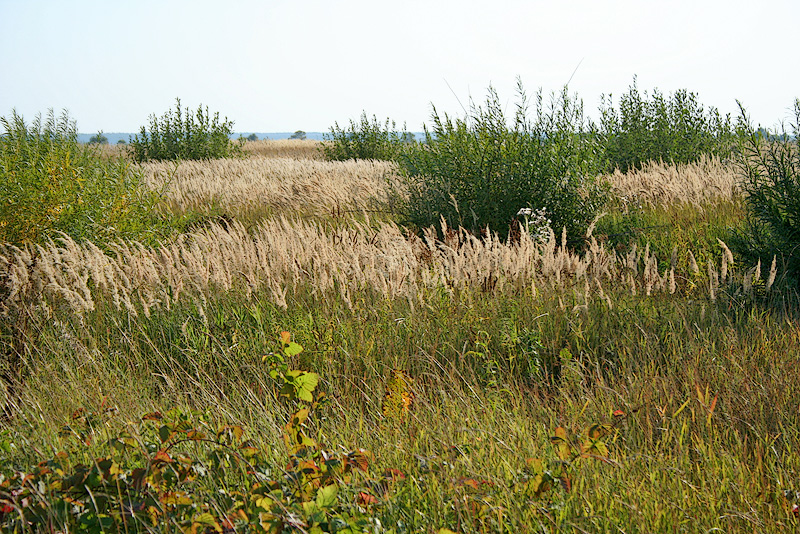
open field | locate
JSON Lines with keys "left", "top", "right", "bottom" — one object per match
{"left": 1, "top": 141, "right": 799, "bottom": 533}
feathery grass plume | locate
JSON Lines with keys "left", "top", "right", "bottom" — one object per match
{"left": 669, "top": 267, "right": 676, "bottom": 294}
{"left": 1, "top": 215, "right": 775, "bottom": 322}
{"left": 688, "top": 250, "right": 700, "bottom": 276}
{"left": 139, "top": 157, "right": 403, "bottom": 221}
{"left": 717, "top": 239, "right": 734, "bottom": 284}
{"left": 708, "top": 260, "right": 718, "bottom": 300}
{"left": 603, "top": 155, "right": 739, "bottom": 208}
{"left": 766, "top": 256, "right": 778, "bottom": 291}
{"left": 241, "top": 139, "right": 324, "bottom": 160}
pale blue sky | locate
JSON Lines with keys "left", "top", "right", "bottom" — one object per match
{"left": 1, "top": 0, "right": 798, "bottom": 133}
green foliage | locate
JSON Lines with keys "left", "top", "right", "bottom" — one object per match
{"left": 289, "top": 130, "right": 307, "bottom": 140}
{"left": 245, "top": 133, "right": 258, "bottom": 142}
{"left": 598, "top": 77, "right": 737, "bottom": 172}
{"left": 401, "top": 80, "right": 609, "bottom": 244}
{"left": 322, "top": 112, "right": 412, "bottom": 161}
{"left": 88, "top": 132, "right": 108, "bottom": 145}
{"left": 0, "top": 334, "right": 392, "bottom": 534}
{"left": 736, "top": 99, "right": 800, "bottom": 282}
{"left": 129, "top": 98, "right": 243, "bottom": 162}
{"left": 0, "top": 109, "right": 166, "bottom": 245}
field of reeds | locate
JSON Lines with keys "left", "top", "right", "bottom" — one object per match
{"left": 1, "top": 139, "right": 799, "bottom": 533}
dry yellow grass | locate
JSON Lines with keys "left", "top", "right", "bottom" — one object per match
{"left": 139, "top": 156, "right": 403, "bottom": 218}
{"left": 0, "top": 217, "right": 760, "bottom": 321}
{"left": 91, "top": 138, "right": 325, "bottom": 161}
{"left": 241, "top": 139, "right": 325, "bottom": 159}
{"left": 604, "top": 155, "right": 740, "bottom": 207}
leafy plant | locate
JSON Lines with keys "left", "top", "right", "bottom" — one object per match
{"left": 736, "top": 99, "right": 800, "bottom": 282}
{"left": 0, "top": 109, "right": 166, "bottom": 245}
{"left": 401, "top": 79, "right": 609, "bottom": 244}
{"left": 597, "top": 77, "right": 737, "bottom": 172}
{"left": 322, "top": 112, "right": 412, "bottom": 162}
{"left": 0, "top": 333, "right": 397, "bottom": 533}
{"left": 129, "top": 98, "right": 243, "bottom": 162}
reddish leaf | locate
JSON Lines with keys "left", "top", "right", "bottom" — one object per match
{"left": 456, "top": 477, "right": 480, "bottom": 490}
{"left": 152, "top": 450, "right": 174, "bottom": 464}
{"left": 382, "top": 468, "right": 406, "bottom": 482}
{"left": 346, "top": 450, "right": 370, "bottom": 473}
{"left": 357, "top": 491, "right": 379, "bottom": 505}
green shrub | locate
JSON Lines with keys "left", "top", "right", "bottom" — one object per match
{"left": 322, "top": 111, "right": 411, "bottom": 161}
{"left": 0, "top": 109, "right": 166, "bottom": 246}
{"left": 736, "top": 99, "right": 800, "bottom": 282}
{"left": 598, "top": 77, "right": 737, "bottom": 172}
{"left": 129, "top": 98, "right": 243, "bottom": 162}
{"left": 400, "top": 80, "right": 609, "bottom": 244}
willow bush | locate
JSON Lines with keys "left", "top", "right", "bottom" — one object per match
{"left": 736, "top": 99, "right": 800, "bottom": 282}
{"left": 129, "top": 98, "right": 243, "bottom": 162}
{"left": 597, "top": 77, "right": 738, "bottom": 173}
{"left": 322, "top": 111, "right": 412, "bottom": 162}
{"left": 401, "top": 80, "right": 609, "bottom": 244}
{"left": 0, "top": 109, "right": 165, "bottom": 246}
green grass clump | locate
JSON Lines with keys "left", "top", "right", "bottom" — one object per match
{"left": 596, "top": 197, "right": 747, "bottom": 269}
{"left": 129, "top": 98, "right": 243, "bottom": 163}
{"left": 0, "top": 109, "right": 168, "bottom": 246}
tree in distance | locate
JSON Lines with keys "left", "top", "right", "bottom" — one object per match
{"left": 289, "top": 130, "right": 307, "bottom": 140}
{"left": 88, "top": 133, "right": 108, "bottom": 145}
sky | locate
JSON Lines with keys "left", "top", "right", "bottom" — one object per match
{"left": 1, "top": 0, "right": 799, "bottom": 134}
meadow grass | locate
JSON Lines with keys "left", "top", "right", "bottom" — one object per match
{"left": 242, "top": 139, "right": 325, "bottom": 160}
{"left": 1, "top": 150, "right": 799, "bottom": 533}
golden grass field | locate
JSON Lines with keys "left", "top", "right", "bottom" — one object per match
{"left": 0, "top": 143, "right": 755, "bottom": 324}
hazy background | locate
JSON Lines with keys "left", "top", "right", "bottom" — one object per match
{"left": 1, "top": 0, "right": 798, "bottom": 134}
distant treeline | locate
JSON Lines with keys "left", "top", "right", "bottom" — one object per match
{"left": 77, "top": 132, "right": 427, "bottom": 144}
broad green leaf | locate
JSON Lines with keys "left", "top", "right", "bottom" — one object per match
{"left": 284, "top": 341, "right": 303, "bottom": 357}
{"left": 316, "top": 483, "right": 338, "bottom": 509}
{"left": 295, "top": 372, "right": 319, "bottom": 401}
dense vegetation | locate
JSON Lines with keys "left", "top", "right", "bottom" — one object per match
{"left": 736, "top": 99, "right": 800, "bottom": 279}
{"left": 400, "top": 83, "right": 608, "bottom": 244}
{"left": 1, "top": 82, "right": 800, "bottom": 532}
{"left": 324, "top": 79, "right": 742, "bottom": 245}
{"left": 0, "top": 110, "right": 167, "bottom": 246}
{"left": 129, "top": 98, "right": 243, "bottom": 163}
{"left": 596, "top": 77, "right": 738, "bottom": 173}
{"left": 322, "top": 112, "right": 412, "bottom": 162}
